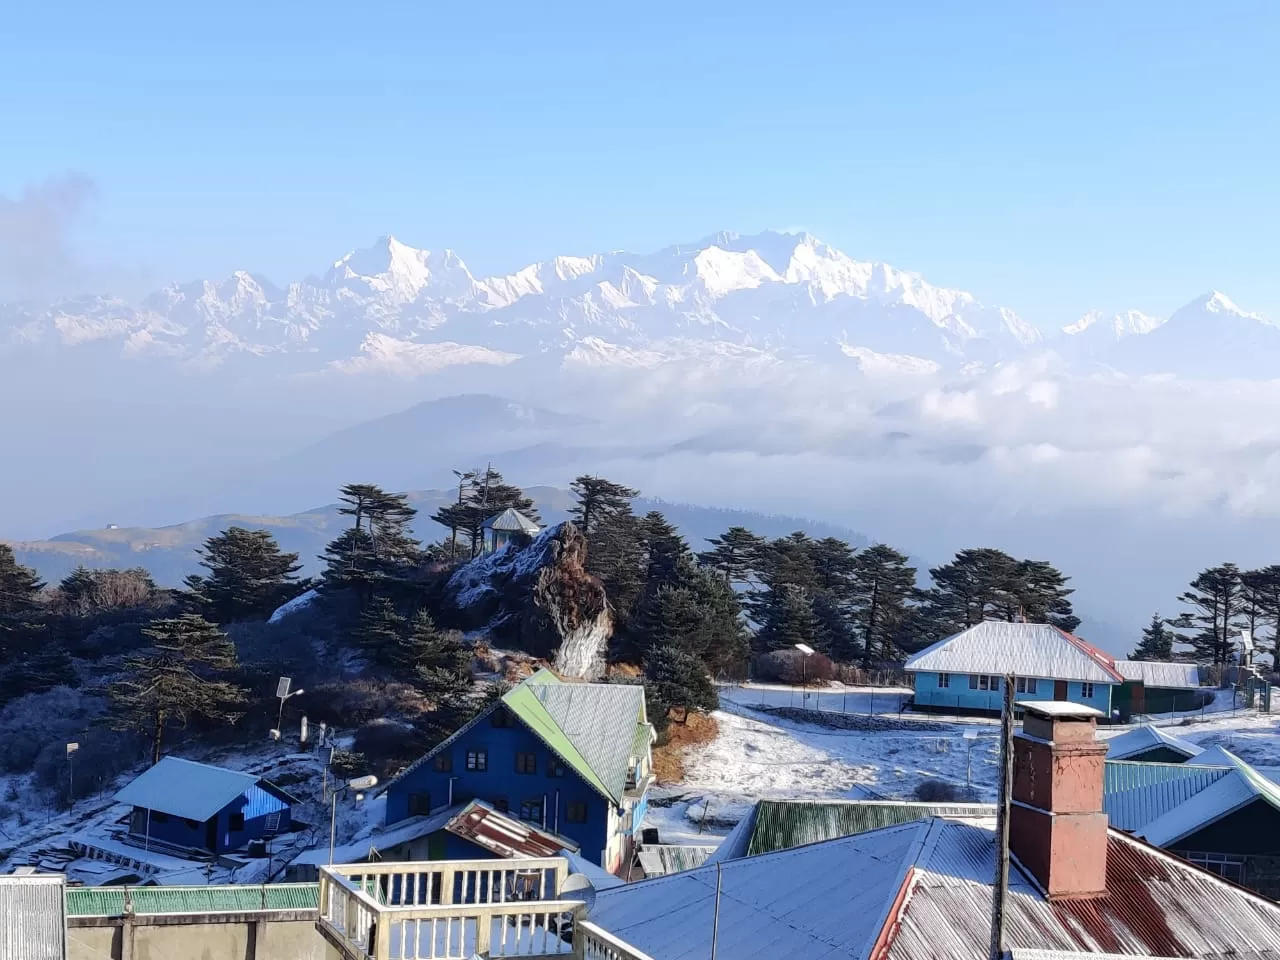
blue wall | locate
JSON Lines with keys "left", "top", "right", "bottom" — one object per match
{"left": 128, "top": 783, "right": 291, "bottom": 854}
{"left": 386, "top": 714, "right": 613, "bottom": 865}
{"left": 911, "top": 672, "right": 1113, "bottom": 715}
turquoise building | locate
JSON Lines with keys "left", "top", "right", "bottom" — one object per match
{"left": 904, "top": 621, "right": 1124, "bottom": 716}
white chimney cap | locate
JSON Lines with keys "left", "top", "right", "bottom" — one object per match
{"left": 1017, "top": 700, "right": 1104, "bottom": 719}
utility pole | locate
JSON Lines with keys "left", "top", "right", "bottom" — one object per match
{"left": 989, "top": 674, "right": 1015, "bottom": 960}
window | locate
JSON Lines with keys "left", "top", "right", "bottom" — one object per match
{"left": 976, "top": 675, "right": 999, "bottom": 691}
{"left": 969, "top": 675, "right": 979, "bottom": 690}
{"left": 978, "top": 675, "right": 990, "bottom": 691}
{"left": 228, "top": 812, "right": 245, "bottom": 831}
{"left": 466, "top": 749, "right": 488, "bottom": 772}
{"left": 547, "top": 757, "right": 566, "bottom": 778}
{"left": 937, "top": 673, "right": 951, "bottom": 689}
{"left": 491, "top": 709, "right": 513, "bottom": 728}
{"left": 433, "top": 753, "right": 452, "bottom": 773}
{"left": 515, "top": 752, "right": 537, "bottom": 775}
{"left": 1080, "top": 682, "right": 1095, "bottom": 699}
{"left": 566, "top": 802, "right": 588, "bottom": 824}
{"left": 1016, "top": 677, "right": 1038, "bottom": 694}
{"left": 520, "top": 799, "right": 543, "bottom": 823}
{"left": 491, "top": 797, "right": 509, "bottom": 813}
{"left": 1181, "top": 851, "right": 1245, "bottom": 884}
{"left": 408, "top": 792, "right": 432, "bottom": 816}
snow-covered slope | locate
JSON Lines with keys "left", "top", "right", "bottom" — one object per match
{"left": 2, "top": 232, "right": 1271, "bottom": 379}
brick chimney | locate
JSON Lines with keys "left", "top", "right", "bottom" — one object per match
{"left": 1008, "top": 700, "right": 1109, "bottom": 899}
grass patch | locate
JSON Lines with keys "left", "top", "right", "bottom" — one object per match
{"left": 652, "top": 712, "right": 719, "bottom": 784}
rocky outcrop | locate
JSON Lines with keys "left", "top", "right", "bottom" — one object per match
{"left": 445, "top": 522, "right": 612, "bottom": 680}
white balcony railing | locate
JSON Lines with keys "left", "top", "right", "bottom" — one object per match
{"left": 317, "top": 858, "right": 652, "bottom": 960}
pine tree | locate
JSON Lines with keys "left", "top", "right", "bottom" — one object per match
{"left": 849, "top": 544, "right": 918, "bottom": 664}
{"left": 1011, "top": 559, "right": 1079, "bottom": 632}
{"left": 401, "top": 610, "right": 471, "bottom": 688}
{"left": 588, "top": 507, "right": 648, "bottom": 635}
{"left": 810, "top": 538, "right": 858, "bottom": 596}
{"left": 185, "top": 527, "right": 303, "bottom": 623}
{"left": 1131, "top": 613, "right": 1174, "bottom": 661}
{"left": 569, "top": 476, "right": 639, "bottom": 540}
{"left": 436, "top": 467, "right": 540, "bottom": 559}
{"left": 353, "top": 596, "right": 408, "bottom": 668}
{"left": 631, "top": 560, "right": 748, "bottom": 675}
{"left": 639, "top": 511, "right": 688, "bottom": 587}
{"left": 0, "top": 544, "right": 44, "bottom": 615}
{"left": 644, "top": 644, "right": 717, "bottom": 729}
{"left": 698, "top": 527, "right": 766, "bottom": 587}
{"left": 1169, "top": 563, "right": 1242, "bottom": 665}
{"left": 107, "top": 614, "right": 247, "bottom": 764}
{"left": 57, "top": 566, "right": 99, "bottom": 616}
{"left": 812, "top": 591, "right": 859, "bottom": 662}
{"left": 754, "top": 583, "right": 823, "bottom": 653}
{"left": 1243, "top": 565, "right": 1280, "bottom": 665}
{"left": 321, "top": 484, "right": 421, "bottom": 602}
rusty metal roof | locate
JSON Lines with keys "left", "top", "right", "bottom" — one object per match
{"left": 444, "top": 799, "right": 580, "bottom": 858}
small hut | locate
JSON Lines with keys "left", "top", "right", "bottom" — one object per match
{"left": 482, "top": 508, "right": 541, "bottom": 552}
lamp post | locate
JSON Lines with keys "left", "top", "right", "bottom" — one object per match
{"left": 66, "top": 742, "right": 79, "bottom": 812}
{"left": 795, "top": 643, "right": 815, "bottom": 702}
{"left": 274, "top": 677, "right": 305, "bottom": 741}
{"left": 330, "top": 775, "right": 378, "bottom": 865}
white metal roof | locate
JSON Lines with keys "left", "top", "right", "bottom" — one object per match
{"left": 288, "top": 805, "right": 462, "bottom": 866}
{"left": 1105, "top": 726, "right": 1202, "bottom": 761}
{"left": 1017, "top": 700, "right": 1103, "bottom": 718}
{"left": 483, "top": 508, "right": 541, "bottom": 533}
{"left": 113, "top": 757, "right": 267, "bottom": 822}
{"left": 904, "top": 621, "right": 1122, "bottom": 684}
{"left": 1111, "top": 660, "right": 1201, "bottom": 689}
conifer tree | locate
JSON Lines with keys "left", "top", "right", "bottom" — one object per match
{"left": 353, "top": 596, "right": 408, "bottom": 667}
{"left": 698, "top": 527, "right": 766, "bottom": 588}
{"left": 569, "top": 475, "right": 639, "bottom": 540}
{"left": 321, "top": 484, "right": 421, "bottom": 602}
{"left": 644, "top": 644, "right": 718, "bottom": 729}
{"left": 1169, "top": 563, "right": 1242, "bottom": 665}
{"left": 0, "top": 544, "right": 44, "bottom": 615}
{"left": 401, "top": 610, "right": 471, "bottom": 688}
{"left": 639, "top": 511, "right": 688, "bottom": 587}
{"left": 754, "top": 583, "right": 823, "bottom": 653}
{"left": 631, "top": 559, "right": 748, "bottom": 674}
{"left": 1131, "top": 613, "right": 1174, "bottom": 661}
{"left": 849, "top": 544, "right": 918, "bottom": 665}
{"left": 185, "top": 527, "right": 303, "bottom": 623}
{"left": 1011, "top": 559, "right": 1079, "bottom": 632}
{"left": 107, "top": 614, "right": 247, "bottom": 764}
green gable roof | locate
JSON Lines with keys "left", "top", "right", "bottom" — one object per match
{"left": 384, "top": 669, "right": 650, "bottom": 805}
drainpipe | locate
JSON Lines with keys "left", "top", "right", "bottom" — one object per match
{"left": 554, "top": 790, "right": 560, "bottom": 834}
{"left": 542, "top": 793, "right": 548, "bottom": 830}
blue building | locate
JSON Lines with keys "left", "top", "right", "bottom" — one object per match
{"left": 114, "top": 757, "right": 296, "bottom": 855}
{"left": 904, "top": 621, "right": 1124, "bottom": 716}
{"left": 382, "top": 669, "right": 654, "bottom": 872}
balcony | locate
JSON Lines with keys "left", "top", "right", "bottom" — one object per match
{"left": 316, "top": 858, "right": 653, "bottom": 960}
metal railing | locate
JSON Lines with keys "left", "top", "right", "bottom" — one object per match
{"left": 317, "top": 858, "right": 652, "bottom": 960}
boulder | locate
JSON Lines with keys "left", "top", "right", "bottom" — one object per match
{"left": 445, "top": 522, "right": 612, "bottom": 679}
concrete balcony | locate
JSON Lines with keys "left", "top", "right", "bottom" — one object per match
{"left": 316, "top": 858, "right": 653, "bottom": 960}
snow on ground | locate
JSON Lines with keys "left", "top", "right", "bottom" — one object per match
{"left": 644, "top": 682, "right": 1280, "bottom": 848}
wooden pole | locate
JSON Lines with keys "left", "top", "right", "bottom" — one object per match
{"left": 710, "top": 861, "right": 723, "bottom": 960}
{"left": 989, "top": 673, "right": 1015, "bottom": 960}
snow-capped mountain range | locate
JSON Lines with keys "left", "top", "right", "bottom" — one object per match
{"left": 1, "top": 231, "right": 1274, "bottom": 378}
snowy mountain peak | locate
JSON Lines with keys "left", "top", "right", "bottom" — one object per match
{"left": 327, "top": 235, "right": 475, "bottom": 303}
{"left": 1063, "top": 309, "right": 1164, "bottom": 340}
{"left": 1196, "top": 290, "right": 1260, "bottom": 319}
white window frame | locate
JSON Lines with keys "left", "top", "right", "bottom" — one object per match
{"left": 1081, "top": 682, "right": 1095, "bottom": 699}
{"left": 1016, "top": 677, "right": 1038, "bottom": 694}
{"left": 937, "top": 672, "right": 951, "bottom": 689}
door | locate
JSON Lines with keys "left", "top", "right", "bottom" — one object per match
{"left": 1054, "top": 680, "right": 1068, "bottom": 700}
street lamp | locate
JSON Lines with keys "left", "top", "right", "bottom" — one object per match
{"left": 795, "top": 643, "right": 815, "bottom": 700}
{"left": 274, "top": 677, "right": 306, "bottom": 741}
{"left": 330, "top": 775, "right": 378, "bottom": 865}
{"left": 66, "top": 742, "right": 79, "bottom": 812}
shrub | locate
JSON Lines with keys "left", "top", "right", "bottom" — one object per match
{"left": 754, "top": 649, "right": 838, "bottom": 685}
{"left": 302, "top": 680, "right": 431, "bottom": 729}
{"left": 0, "top": 687, "right": 106, "bottom": 774}
{"left": 351, "top": 720, "right": 428, "bottom": 780}
{"left": 912, "top": 779, "right": 974, "bottom": 802}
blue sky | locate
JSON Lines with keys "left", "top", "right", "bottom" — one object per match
{"left": 2, "top": 1, "right": 1278, "bottom": 326}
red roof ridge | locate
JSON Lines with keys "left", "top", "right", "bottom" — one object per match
{"left": 1054, "top": 625, "right": 1123, "bottom": 683}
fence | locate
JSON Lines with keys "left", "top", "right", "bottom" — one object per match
{"left": 715, "top": 680, "right": 913, "bottom": 719}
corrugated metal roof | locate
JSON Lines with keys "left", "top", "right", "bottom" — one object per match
{"left": 0, "top": 874, "right": 64, "bottom": 960}
{"left": 483, "top": 508, "right": 541, "bottom": 533}
{"left": 1138, "top": 750, "right": 1280, "bottom": 847}
{"left": 631, "top": 722, "right": 654, "bottom": 759}
{"left": 444, "top": 799, "right": 580, "bottom": 857}
{"left": 521, "top": 680, "right": 648, "bottom": 803}
{"left": 1105, "top": 726, "right": 1203, "bottom": 761}
{"left": 1111, "top": 660, "right": 1201, "bottom": 689}
{"left": 1104, "top": 761, "right": 1230, "bottom": 831}
{"left": 113, "top": 757, "right": 264, "bottom": 821}
{"left": 64, "top": 883, "right": 318, "bottom": 916}
{"left": 635, "top": 844, "right": 717, "bottom": 878}
{"left": 289, "top": 805, "right": 463, "bottom": 866}
{"left": 903, "top": 621, "right": 1122, "bottom": 684}
{"left": 588, "top": 821, "right": 927, "bottom": 960}
{"left": 883, "top": 818, "right": 1280, "bottom": 960}
{"left": 742, "top": 800, "right": 994, "bottom": 858}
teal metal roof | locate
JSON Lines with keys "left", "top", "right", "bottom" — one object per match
{"left": 65, "top": 883, "right": 318, "bottom": 917}
{"left": 1104, "top": 760, "right": 1233, "bottom": 832}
